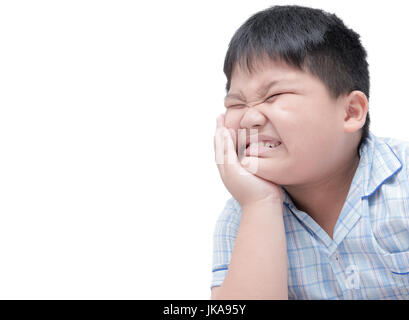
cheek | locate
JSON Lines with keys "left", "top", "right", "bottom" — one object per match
{"left": 295, "top": 107, "right": 340, "bottom": 145}
{"left": 276, "top": 109, "right": 325, "bottom": 156}
{"left": 280, "top": 99, "right": 330, "bottom": 137}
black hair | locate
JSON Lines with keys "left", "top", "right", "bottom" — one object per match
{"left": 223, "top": 5, "right": 370, "bottom": 151}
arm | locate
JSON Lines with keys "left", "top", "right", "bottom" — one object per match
{"left": 213, "top": 114, "right": 288, "bottom": 299}
{"left": 211, "top": 200, "right": 287, "bottom": 300}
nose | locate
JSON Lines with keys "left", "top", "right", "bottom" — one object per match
{"left": 239, "top": 107, "right": 267, "bottom": 130}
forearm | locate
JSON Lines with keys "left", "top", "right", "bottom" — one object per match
{"left": 215, "top": 201, "right": 288, "bottom": 300}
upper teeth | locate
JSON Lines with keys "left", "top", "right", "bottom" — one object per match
{"left": 249, "top": 141, "right": 281, "bottom": 148}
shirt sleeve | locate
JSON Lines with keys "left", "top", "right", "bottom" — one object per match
{"left": 210, "top": 197, "right": 242, "bottom": 290}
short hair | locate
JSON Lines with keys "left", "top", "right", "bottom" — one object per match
{"left": 223, "top": 5, "right": 370, "bottom": 151}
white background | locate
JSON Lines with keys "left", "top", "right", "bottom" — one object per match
{"left": 0, "top": 0, "right": 408, "bottom": 299}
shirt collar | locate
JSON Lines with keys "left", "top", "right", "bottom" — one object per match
{"left": 282, "top": 130, "right": 403, "bottom": 208}
{"left": 359, "top": 130, "right": 403, "bottom": 198}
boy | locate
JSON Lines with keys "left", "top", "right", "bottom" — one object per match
{"left": 212, "top": 5, "right": 409, "bottom": 299}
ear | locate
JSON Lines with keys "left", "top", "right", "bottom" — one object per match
{"left": 343, "top": 90, "right": 368, "bottom": 133}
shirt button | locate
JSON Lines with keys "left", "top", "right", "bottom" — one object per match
{"left": 333, "top": 253, "right": 340, "bottom": 261}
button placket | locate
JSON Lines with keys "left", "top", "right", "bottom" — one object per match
{"left": 329, "top": 251, "right": 348, "bottom": 293}
{"left": 330, "top": 252, "right": 362, "bottom": 298}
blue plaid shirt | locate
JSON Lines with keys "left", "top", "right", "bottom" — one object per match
{"left": 211, "top": 130, "right": 409, "bottom": 299}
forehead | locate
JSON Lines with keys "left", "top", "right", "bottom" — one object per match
{"left": 227, "top": 57, "right": 307, "bottom": 99}
{"left": 230, "top": 57, "right": 303, "bottom": 86}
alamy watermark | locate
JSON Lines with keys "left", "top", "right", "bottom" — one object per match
{"left": 215, "top": 128, "right": 260, "bottom": 176}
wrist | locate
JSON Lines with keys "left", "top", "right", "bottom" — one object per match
{"left": 241, "top": 197, "right": 284, "bottom": 211}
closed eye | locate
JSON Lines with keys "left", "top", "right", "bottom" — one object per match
{"left": 226, "top": 104, "right": 245, "bottom": 108}
{"left": 266, "top": 93, "right": 282, "bottom": 101}
{"left": 225, "top": 93, "right": 284, "bottom": 108}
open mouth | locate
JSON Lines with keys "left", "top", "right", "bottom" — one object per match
{"left": 246, "top": 140, "right": 282, "bottom": 150}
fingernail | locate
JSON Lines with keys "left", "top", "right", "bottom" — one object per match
{"left": 241, "top": 158, "right": 249, "bottom": 166}
{"left": 216, "top": 115, "right": 222, "bottom": 127}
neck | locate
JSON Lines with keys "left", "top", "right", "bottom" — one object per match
{"left": 282, "top": 153, "right": 360, "bottom": 238}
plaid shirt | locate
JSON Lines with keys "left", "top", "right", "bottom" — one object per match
{"left": 211, "top": 131, "right": 409, "bottom": 299}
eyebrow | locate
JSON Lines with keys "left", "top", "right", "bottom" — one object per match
{"left": 224, "top": 80, "right": 282, "bottom": 102}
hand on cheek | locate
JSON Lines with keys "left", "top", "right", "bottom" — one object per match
{"left": 214, "top": 113, "right": 284, "bottom": 206}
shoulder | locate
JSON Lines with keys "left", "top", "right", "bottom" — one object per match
{"left": 377, "top": 135, "right": 409, "bottom": 177}
{"left": 359, "top": 132, "right": 409, "bottom": 199}
{"left": 378, "top": 135, "right": 409, "bottom": 152}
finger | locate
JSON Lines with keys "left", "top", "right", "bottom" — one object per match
{"left": 214, "top": 126, "right": 225, "bottom": 168}
{"left": 228, "top": 128, "right": 237, "bottom": 153}
{"left": 214, "top": 113, "right": 223, "bottom": 148}
{"left": 223, "top": 128, "right": 238, "bottom": 165}
{"left": 216, "top": 114, "right": 224, "bottom": 129}
{"left": 215, "top": 114, "right": 225, "bottom": 149}
{"left": 237, "top": 128, "right": 247, "bottom": 160}
{"left": 220, "top": 113, "right": 225, "bottom": 126}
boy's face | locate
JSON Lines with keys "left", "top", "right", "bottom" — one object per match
{"left": 224, "top": 57, "right": 353, "bottom": 186}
